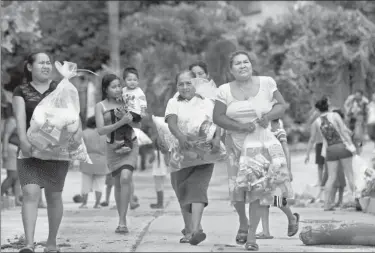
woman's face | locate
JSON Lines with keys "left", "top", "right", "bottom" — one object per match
{"left": 177, "top": 72, "right": 196, "bottom": 100}
{"left": 28, "top": 53, "right": 52, "bottom": 82}
{"left": 230, "top": 54, "right": 252, "bottom": 81}
{"left": 124, "top": 73, "right": 139, "bottom": 89}
{"left": 191, "top": 66, "right": 208, "bottom": 80}
{"left": 106, "top": 79, "right": 122, "bottom": 99}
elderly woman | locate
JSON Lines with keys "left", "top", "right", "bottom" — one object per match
{"left": 305, "top": 97, "right": 356, "bottom": 211}
{"left": 213, "top": 50, "right": 298, "bottom": 251}
{"left": 164, "top": 70, "right": 221, "bottom": 245}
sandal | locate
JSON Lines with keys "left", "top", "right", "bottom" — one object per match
{"left": 115, "top": 225, "right": 129, "bottom": 234}
{"left": 287, "top": 213, "right": 300, "bottom": 237}
{"left": 189, "top": 231, "right": 207, "bottom": 245}
{"left": 256, "top": 233, "right": 274, "bottom": 239}
{"left": 19, "top": 247, "right": 35, "bottom": 253}
{"left": 235, "top": 228, "right": 248, "bottom": 245}
{"left": 179, "top": 237, "right": 190, "bottom": 243}
{"left": 245, "top": 242, "right": 259, "bottom": 251}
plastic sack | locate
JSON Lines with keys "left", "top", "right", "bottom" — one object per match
{"left": 133, "top": 128, "right": 152, "bottom": 146}
{"left": 237, "top": 126, "right": 292, "bottom": 199}
{"left": 352, "top": 155, "right": 375, "bottom": 198}
{"left": 152, "top": 115, "right": 178, "bottom": 151}
{"left": 191, "top": 78, "right": 217, "bottom": 101}
{"left": 25, "top": 61, "right": 92, "bottom": 163}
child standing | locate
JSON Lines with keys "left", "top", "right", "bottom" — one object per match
{"left": 79, "top": 116, "right": 109, "bottom": 209}
{"left": 256, "top": 119, "right": 299, "bottom": 239}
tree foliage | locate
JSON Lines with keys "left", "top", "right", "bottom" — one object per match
{"left": 238, "top": 2, "right": 375, "bottom": 124}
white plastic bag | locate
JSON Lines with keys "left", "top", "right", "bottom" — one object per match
{"left": 191, "top": 78, "right": 217, "bottom": 101}
{"left": 26, "top": 61, "right": 91, "bottom": 163}
{"left": 152, "top": 115, "right": 178, "bottom": 151}
{"left": 133, "top": 128, "right": 152, "bottom": 146}
{"left": 352, "top": 155, "right": 375, "bottom": 198}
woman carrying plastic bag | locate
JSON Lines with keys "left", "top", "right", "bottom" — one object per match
{"left": 25, "top": 61, "right": 91, "bottom": 163}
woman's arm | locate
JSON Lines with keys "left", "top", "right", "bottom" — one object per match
{"left": 12, "top": 96, "right": 28, "bottom": 142}
{"left": 213, "top": 101, "right": 249, "bottom": 132}
{"left": 2, "top": 117, "right": 17, "bottom": 156}
{"left": 264, "top": 90, "right": 288, "bottom": 121}
{"left": 333, "top": 113, "right": 353, "bottom": 144}
{"left": 95, "top": 103, "right": 128, "bottom": 136}
{"left": 305, "top": 121, "right": 318, "bottom": 160}
{"left": 165, "top": 115, "right": 185, "bottom": 141}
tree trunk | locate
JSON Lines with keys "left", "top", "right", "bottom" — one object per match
{"left": 108, "top": 1, "right": 120, "bottom": 76}
{"left": 300, "top": 223, "right": 375, "bottom": 246}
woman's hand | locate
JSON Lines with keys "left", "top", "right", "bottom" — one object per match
{"left": 119, "top": 112, "right": 133, "bottom": 125}
{"left": 258, "top": 114, "right": 270, "bottom": 128}
{"left": 20, "top": 138, "right": 32, "bottom": 157}
{"left": 304, "top": 155, "right": 310, "bottom": 164}
{"left": 239, "top": 122, "right": 257, "bottom": 133}
{"left": 211, "top": 138, "right": 221, "bottom": 153}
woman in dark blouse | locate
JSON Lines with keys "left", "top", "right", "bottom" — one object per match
{"left": 12, "top": 52, "right": 69, "bottom": 253}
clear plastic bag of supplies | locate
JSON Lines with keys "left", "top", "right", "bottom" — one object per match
{"left": 168, "top": 120, "right": 227, "bottom": 172}
{"left": 25, "top": 61, "right": 92, "bottom": 163}
{"left": 237, "top": 126, "right": 292, "bottom": 198}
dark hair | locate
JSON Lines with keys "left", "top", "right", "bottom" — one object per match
{"left": 355, "top": 89, "right": 364, "bottom": 95}
{"left": 333, "top": 109, "right": 345, "bottom": 119}
{"left": 101, "top": 74, "right": 120, "bottom": 100}
{"left": 229, "top": 50, "right": 252, "bottom": 68}
{"left": 315, "top": 96, "right": 329, "bottom": 112}
{"left": 86, "top": 116, "right": 96, "bottom": 129}
{"left": 123, "top": 67, "right": 139, "bottom": 80}
{"left": 175, "top": 70, "right": 196, "bottom": 86}
{"left": 23, "top": 52, "right": 51, "bottom": 83}
{"left": 188, "top": 61, "right": 208, "bottom": 75}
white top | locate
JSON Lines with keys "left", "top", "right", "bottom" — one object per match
{"left": 122, "top": 87, "right": 147, "bottom": 115}
{"left": 368, "top": 101, "right": 375, "bottom": 125}
{"left": 164, "top": 95, "right": 214, "bottom": 136}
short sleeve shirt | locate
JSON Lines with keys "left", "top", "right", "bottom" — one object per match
{"left": 13, "top": 81, "right": 58, "bottom": 130}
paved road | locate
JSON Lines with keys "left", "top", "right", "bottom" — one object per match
{"left": 1, "top": 143, "right": 374, "bottom": 252}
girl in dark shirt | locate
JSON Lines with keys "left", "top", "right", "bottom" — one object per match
{"left": 12, "top": 52, "right": 69, "bottom": 253}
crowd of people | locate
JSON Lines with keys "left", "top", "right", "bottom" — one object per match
{"left": 1, "top": 49, "right": 374, "bottom": 253}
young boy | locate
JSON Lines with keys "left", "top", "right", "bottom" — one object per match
{"left": 114, "top": 67, "right": 147, "bottom": 153}
{"left": 256, "top": 119, "right": 297, "bottom": 239}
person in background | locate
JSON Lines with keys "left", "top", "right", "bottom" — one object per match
{"left": 149, "top": 140, "right": 167, "bottom": 209}
{"left": 305, "top": 97, "right": 355, "bottom": 211}
{"left": 13, "top": 52, "right": 70, "bottom": 253}
{"left": 344, "top": 89, "right": 369, "bottom": 153}
{"left": 367, "top": 92, "right": 375, "bottom": 148}
{"left": 1, "top": 104, "right": 22, "bottom": 206}
{"left": 79, "top": 116, "right": 109, "bottom": 209}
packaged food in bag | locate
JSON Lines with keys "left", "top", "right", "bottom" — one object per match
{"left": 25, "top": 61, "right": 92, "bottom": 163}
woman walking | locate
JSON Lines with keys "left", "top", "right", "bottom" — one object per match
{"left": 13, "top": 52, "right": 70, "bottom": 253}
{"left": 213, "top": 50, "right": 297, "bottom": 251}
{"left": 165, "top": 70, "right": 220, "bottom": 245}
{"left": 305, "top": 97, "right": 356, "bottom": 211}
{"left": 79, "top": 116, "right": 109, "bottom": 209}
{"left": 95, "top": 74, "right": 139, "bottom": 234}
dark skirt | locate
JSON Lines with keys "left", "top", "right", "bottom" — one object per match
{"left": 170, "top": 163, "right": 214, "bottom": 213}
{"left": 17, "top": 157, "right": 69, "bottom": 192}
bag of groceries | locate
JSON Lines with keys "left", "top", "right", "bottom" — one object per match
{"left": 237, "top": 126, "right": 292, "bottom": 198}
{"left": 152, "top": 115, "right": 226, "bottom": 172}
{"left": 25, "top": 61, "right": 92, "bottom": 163}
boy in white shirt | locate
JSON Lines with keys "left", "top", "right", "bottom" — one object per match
{"left": 114, "top": 67, "right": 147, "bottom": 153}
